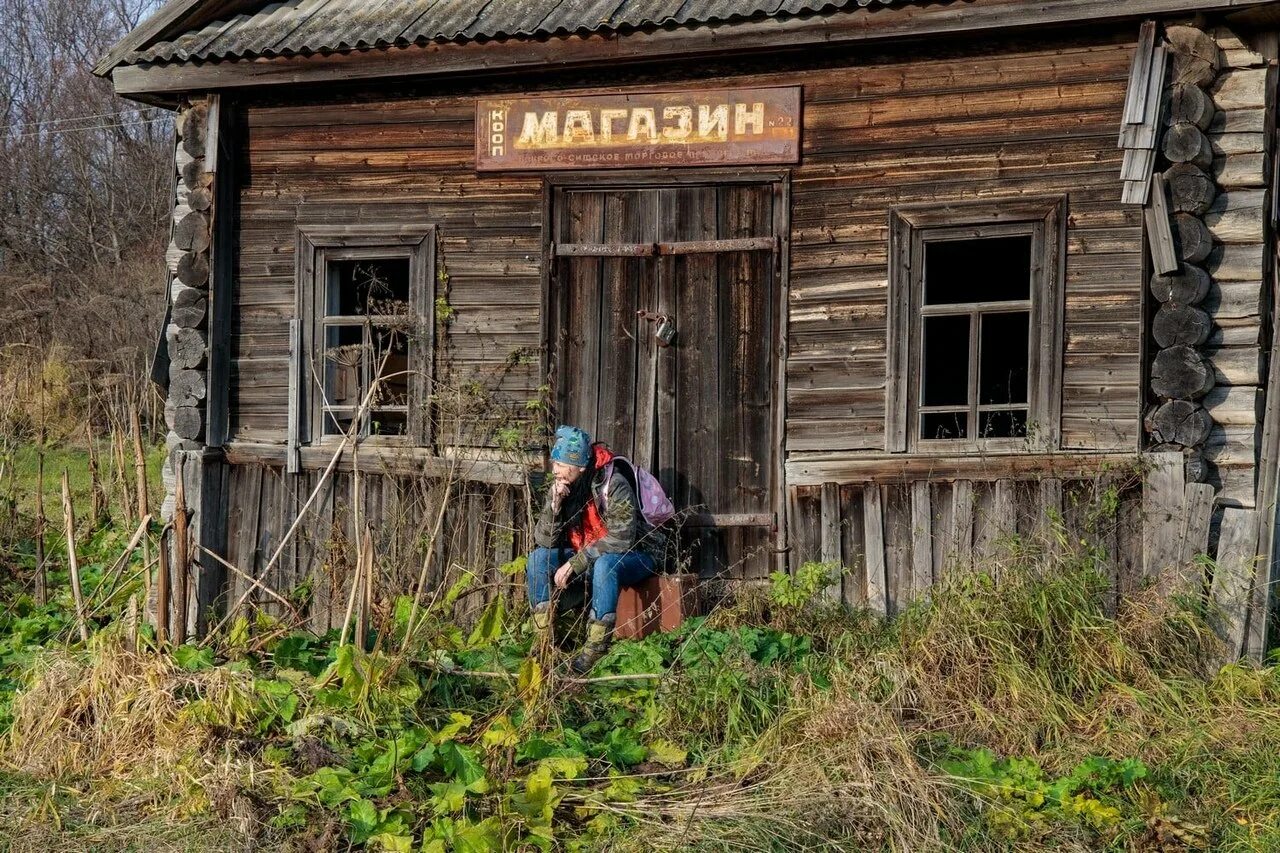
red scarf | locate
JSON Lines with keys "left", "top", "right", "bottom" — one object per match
{"left": 568, "top": 444, "right": 615, "bottom": 551}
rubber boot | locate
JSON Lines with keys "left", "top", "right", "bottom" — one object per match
{"left": 570, "top": 614, "right": 615, "bottom": 674}
{"left": 529, "top": 602, "right": 553, "bottom": 647}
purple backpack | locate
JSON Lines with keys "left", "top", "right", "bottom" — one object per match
{"left": 602, "top": 456, "right": 676, "bottom": 526}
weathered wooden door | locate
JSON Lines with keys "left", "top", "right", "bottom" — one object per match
{"left": 552, "top": 183, "right": 779, "bottom": 577}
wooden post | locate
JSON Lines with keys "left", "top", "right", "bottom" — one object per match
{"left": 173, "top": 461, "right": 190, "bottom": 645}
{"left": 61, "top": 471, "right": 89, "bottom": 642}
{"left": 130, "top": 406, "right": 152, "bottom": 610}
{"left": 34, "top": 452, "right": 47, "bottom": 606}
{"left": 358, "top": 525, "right": 374, "bottom": 648}
{"left": 156, "top": 525, "right": 171, "bottom": 646}
{"left": 85, "top": 415, "right": 102, "bottom": 530}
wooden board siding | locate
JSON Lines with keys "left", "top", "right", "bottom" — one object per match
{"left": 233, "top": 96, "right": 543, "bottom": 444}
{"left": 787, "top": 37, "right": 1142, "bottom": 455}
{"left": 229, "top": 33, "right": 1144, "bottom": 466}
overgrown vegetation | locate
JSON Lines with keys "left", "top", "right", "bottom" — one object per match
{"left": 0, "top": 512, "right": 1278, "bottom": 852}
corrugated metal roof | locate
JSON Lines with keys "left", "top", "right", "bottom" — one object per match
{"left": 126, "top": 0, "right": 907, "bottom": 64}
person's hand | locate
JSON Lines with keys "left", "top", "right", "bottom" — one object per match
{"left": 554, "top": 562, "right": 575, "bottom": 589}
{"left": 551, "top": 478, "right": 570, "bottom": 510}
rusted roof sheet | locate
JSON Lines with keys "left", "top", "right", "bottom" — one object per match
{"left": 126, "top": 0, "right": 909, "bottom": 64}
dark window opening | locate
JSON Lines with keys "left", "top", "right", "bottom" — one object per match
{"left": 327, "top": 259, "right": 411, "bottom": 317}
{"left": 924, "top": 235, "right": 1032, "bottom": 305}
{"left": 918, "top": 235, "right": 1033, "bottom": 444}
{"left": 321, "top": 257, "right": 414, "bottom": 438}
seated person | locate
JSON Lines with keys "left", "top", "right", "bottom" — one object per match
{"left": 526, "top": 425, "right": 664, "bottom": 672}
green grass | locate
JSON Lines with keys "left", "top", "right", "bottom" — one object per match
{"left": 5, "top": 441, "right": 165, "bottom": 523}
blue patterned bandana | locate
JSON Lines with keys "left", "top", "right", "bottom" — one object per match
{"left": 551, "top": 424, "right": 591, "bottom": 467}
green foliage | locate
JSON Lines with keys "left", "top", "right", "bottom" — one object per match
{"left": 4, "top": 501, "right": 1280, "bottom": 852}
{"left": 938, "top": 745, "right": 1147, "bottom": 841}
{"left": 769, "top": 561, "right": 838, "bottom": 611}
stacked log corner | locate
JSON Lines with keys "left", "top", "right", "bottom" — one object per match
{"left": 1149, "top": 26, "right": 1274, "bottom": 510}
{"left": 166, "top": 101, "right": 212, "bottom": 454}
{"left": 1146, "top": 25, "right": 1221, "bottom": 487}
{"left": 1145, "top": 26, "right": 1275, "bottom": 661}
{"left": 159, "top": 100, "right": 215, "bottom": 638}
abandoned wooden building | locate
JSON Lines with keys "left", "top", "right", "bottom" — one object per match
{"left": 100, "top": 0, "right": 1280, "bottom": 658}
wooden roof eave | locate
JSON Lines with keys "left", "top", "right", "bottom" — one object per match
{"left": 110, "top": 0, "right": 1280, "bottom": 104}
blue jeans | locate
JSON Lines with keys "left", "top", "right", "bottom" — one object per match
{"left": 526, "top": 546, "right": 656, "bottom": 621}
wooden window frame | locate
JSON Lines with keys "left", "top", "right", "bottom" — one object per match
{"left": 294, "top": 221, "right": 436, "bottom": 459}
{"left": 886, "top": 197, "right": 1065, "bottom": 454}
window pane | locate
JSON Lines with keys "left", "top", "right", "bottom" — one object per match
{"left": 978, "top": 409, "right": 1028, "bottom": 439}
{"left": 922, "top": 315, "right": 970, "bottom": 407}
{"left": 369, "top": 411, "right": 408, "bottom": 436}
{"left": 924, "top": 235, "right": 1032, "bottom": 305}
{"left": 979, "top": 312, "right": 1030, "bottom": 405}
{"left": 921, "top": 411, "right": 968, "bottom": 440}
{"left": 327, "top": 258, "right": 411, "bottom": 317}
{"left": 323, "top": 325, "right": 365, "bottom": 412}
{"left": 324, "top": 409, "right": 358, "bottom": 437}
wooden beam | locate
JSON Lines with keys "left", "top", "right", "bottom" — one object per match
{"left": 785, "top": 451, "right": 1141, "bottom": 486}
{"left": 225, "top": 441, "right": 533, "bottom": 485}
{"left": 110, "top": 0, "right": 1280, "bottom": 99}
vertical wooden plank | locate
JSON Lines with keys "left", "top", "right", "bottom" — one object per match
{"left": 992, "top": 479, "right": 1017, "bottom": 576}
{"left": 310, "top": 470, "right": 337, "bottom": 632}
{"left": 1144, "top": 173, "right": 1179, "bottom": 275}
{"left": 1115, "top": 491, "right": 1144, "bottom": 612}
{"left": 287, "top": 319, "right": 301, "bottom": 474}
{"left": 929, "top": 482, "right": 953, "bottom": 584}
{"left": 228, "top": 465, "right": 264, "bottom": 604}
{"left": 786, "top": 486, "right": 821, "bottom": 573}
{"left": 910, "top": 481, "right": 932, "bottom": 598}
{"left": 820, "top": 481, "right": 841, "bottom": 599}
{"left": 671, "top": 186, "right": 720, "bottom": 521}
{"left": 839, "top": 485, "right": 865, "bottom": 606}
{"left": 597, "top": 190, "right": 647, "bottom": 454}
{"left": 1212, "top": 508, "right": 1260, "bottom": 661}
{"left": 972, "top": 481, "right": 999, "bottom": 568}
{"left": 771, "top": 175, "right": 792, "bottom": 578}
{"left": 718, "top": 183, "right": 776, "bottom": 581}
{"left": 558, "top": 191, "right": 605, "bottom": 437}
{"left": 885, "top": 213, "right": 911, "bottom": 452}
{"left": 951, "top": 480, "right": 975, "bottom": 573}
{"left": 1179, "top": 482, "right": 1216, "bottom": 564}
{"left": 862, "top": 485, "right": 887, "bottom": 615}
{"left": 883, "top": 485, "right": 910, "bottom": 613}
{"left": 655, "top": 190, "right": 679, "bottom": 503}
{"left": 1143, "top": 452, "right": 1186, "bottom": 590}
{"left": 1037, "top": 478, "right": 1064, "bottom": 558}
{"left": 1121, "top": 20, "right": 1158, "bottom": 126}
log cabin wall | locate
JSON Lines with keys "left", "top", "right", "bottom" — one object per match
{"left": 201, "top": 21, "right": 1276, "bottom": 646}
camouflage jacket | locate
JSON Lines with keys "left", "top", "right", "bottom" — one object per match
{"left": 533, "top": 467, "right": 666, "bottom": 574}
